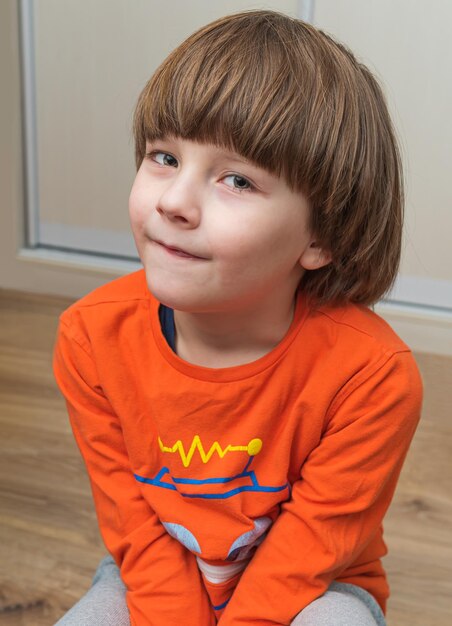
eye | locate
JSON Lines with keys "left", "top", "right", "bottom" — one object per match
{"left": 147, "top": 151, "right": 178, "bottom": 167}
{"left": 223, "top": 174, "right": 253, "bottom": 192}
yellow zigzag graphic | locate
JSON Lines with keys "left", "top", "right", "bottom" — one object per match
{"left": 158, "top": 435, "right": 263, "bottom": 468}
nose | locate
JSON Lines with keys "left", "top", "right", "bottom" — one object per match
{"left": 156, "top": 170, "right": 202, "bottom": 228}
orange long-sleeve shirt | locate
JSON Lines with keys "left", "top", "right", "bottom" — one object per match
{"left": 53, "top": 269, "right": 422, "bottom": 626}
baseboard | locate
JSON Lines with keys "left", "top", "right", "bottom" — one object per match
{"left": 375, "top": 301, "right": 452, "bottom": 356}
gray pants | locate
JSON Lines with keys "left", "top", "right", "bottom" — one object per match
{"left": 55, "top": 556, "right": 387, "bottom": 626}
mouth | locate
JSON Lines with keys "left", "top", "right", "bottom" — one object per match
{"left": 153, "top": 239, "right": 207, "bottom": 260}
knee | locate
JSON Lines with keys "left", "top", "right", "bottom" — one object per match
{"left": 291, "top": 588, "right": 380, "bottom": 626}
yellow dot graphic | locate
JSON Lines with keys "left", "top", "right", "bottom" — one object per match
{"left": 247, "top": 438, "right": 263, "bottom": 456}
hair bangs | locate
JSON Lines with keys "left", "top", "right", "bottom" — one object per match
{"left": 133, "top": 14, "right": 313, "bottom": 189}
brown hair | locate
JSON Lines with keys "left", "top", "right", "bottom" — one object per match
{"left": 133, "top": 10, "right": 403, "bottom": 307}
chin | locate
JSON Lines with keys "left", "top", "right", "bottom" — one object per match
{"left": 144, "top": 274, "right": 210, "bottom": 312}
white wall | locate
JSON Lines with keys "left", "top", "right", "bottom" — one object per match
{"left": 313, "top": 0, "right": 452, "bottom": 298}
{"left": 311, "top": 0, "right": 452, "bottom": 354}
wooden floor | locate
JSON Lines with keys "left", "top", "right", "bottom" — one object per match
{"left": 0, "top": 288, "right": 451, "bottom": 625}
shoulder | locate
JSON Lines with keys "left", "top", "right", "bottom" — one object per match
{"left": 57, "top": 269, "right": 155, "bottom": 343}
{"left": 306, "top": 301, "right": 411, "bottom": 355}
{"left": 302, "top": 302, "right": 423, "bottom": 420}
{"left": 300, "top": 300, "right": 422, "bottom": 395}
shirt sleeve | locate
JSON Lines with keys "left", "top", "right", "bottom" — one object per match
{"left": 53, "top": 317, "right": 216, "bottom": 626}
{"left": 218, "top": 350, "right": 423, "bottom": 626}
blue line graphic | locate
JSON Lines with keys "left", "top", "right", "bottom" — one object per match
{"left": 134, "top": 457, "right": 289, "bottom": 500}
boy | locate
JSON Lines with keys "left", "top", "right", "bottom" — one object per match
{"left": 53, "top": 10, "right": 422, "bottom": 626}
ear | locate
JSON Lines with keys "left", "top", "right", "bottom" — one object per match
{"left": 299, "top": 241, "right": 332, "bottom": 271}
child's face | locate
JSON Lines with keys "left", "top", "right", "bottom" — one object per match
{"left": 129, "top": 137, "right": 328, "bottom": 313}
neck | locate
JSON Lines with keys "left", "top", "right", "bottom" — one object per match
{"left": 172, "top": 292, "right": 299, "bottom": 368}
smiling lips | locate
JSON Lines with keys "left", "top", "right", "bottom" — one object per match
{"left": 154, "top": 239, "right": 207, "bottom": 260}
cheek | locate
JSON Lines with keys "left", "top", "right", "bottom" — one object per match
{"left": 212, "top": 215, "right": 293, "bottom": 262}
{"left": 208, "top": 227, "right": 255, "bottom": 265}
{"left": 128, "top": 183, "right": 151, "bottom": 229}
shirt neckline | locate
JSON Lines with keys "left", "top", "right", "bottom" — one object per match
{"left": 148, "top": 289, "right": 310, "bottom": 382}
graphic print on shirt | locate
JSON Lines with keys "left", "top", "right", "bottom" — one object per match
{"left": 133, "top": 434, "right": 290, "bottom": 500}
{"left": 133, "top": 434, "right": 289, "bottom": 560}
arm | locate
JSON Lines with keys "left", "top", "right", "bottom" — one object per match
{"left": 53, "top": 317, "right": 216, "bottom": 626}
{"left": 218, "top": 350, "right": 422, "bottom": 626}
